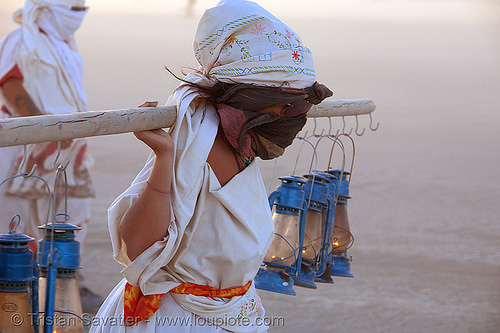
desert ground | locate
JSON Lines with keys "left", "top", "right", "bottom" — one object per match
{"left": 0, "top": 1, "right": 499, "bottom": 332}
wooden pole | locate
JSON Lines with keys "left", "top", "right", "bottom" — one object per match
{"left": 0, "top": 99, "right": 375, "bottom": 148}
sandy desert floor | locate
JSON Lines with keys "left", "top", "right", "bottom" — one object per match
{"left": 1, "top": 1, "right": 499, "bottom": 332}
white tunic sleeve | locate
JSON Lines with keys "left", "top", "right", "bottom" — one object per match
{"left": 107, "top": 79, "right": 219, "bottom": 294}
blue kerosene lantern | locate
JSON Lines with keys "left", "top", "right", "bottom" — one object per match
{"left": 255, "top": 176, "right": 307, "bottom": 296}
{"left": 328, "top": 169, "right": 354, "bottom": 278}
{"left": 294, "top": 173, "right": 334, "bottom": 289}
{"left": 313, "top": 172, "right": 338, "bottom": 284}
{"left": 0, "top": 216, "right": 39, "bottom": 333}
{"left": 38, "top": 219, "right": 83, "bottom": 333}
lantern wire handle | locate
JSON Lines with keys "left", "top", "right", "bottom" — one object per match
{"left": 326, "top": 133, "right": 346, "bottom": 200}
{"left": 40, "top": 144, "right": 71, "bottom": 262}
{"left": 8, "top": 214, "right": 21, "bottom": 234}
{"left": 312, "top": 131, "right": 344, "bottom": 175}
{"left": 52, "top": 164, "right": 70, "bottom": 220}
{"left": 329, "top": 134, "right": 356, "bottom": 183}
{"left": 292, "top": 130, "right": 308, "bottom": 176}
{"left": 369, "top": 113, "right": 380, "bottom": 131}
{"left": 267, "top": 158, "right": 278, "bottom": 195}
{"left": 342, "top": 134, "right": 356, "bottom": 183}
{"left": 292, "top": 131, "right": 318, "bottom": 177}
{"left": 302, "top": 133, "right": 332, "bottom": 271}
{"left": 326, "top": 133, "right": 346, "bottom": 173}
{"left": 40, "top": 144, "right": 72, "bottom": 281}
{"left": 0, "top": 159, "right": 53, "bottom": 232}
{"left": 44, "top": 163, "right": 71, "bottom": 260}
{"left": 51, "top": 141, "right": 71, "bottom": 225}
{"left": 302, "top": 131, "right": 327, "bottom": 212}
{"left": 292, "top": 131, "right": 321, "bottom": 208}
{"left": 354, "top": 115, "right": 365, "bottom": 137}
{"left": 305, "top": 133, "right": 320, "bottom": 175}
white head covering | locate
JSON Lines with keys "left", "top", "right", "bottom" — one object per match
{"left": 0, "top": 0, "right": 88, "bottom": 114}
{"left": 194, "top": 0, "right": 316, "bottom": 88}
{"left": 13, "top": 0, "right": 86, "bottom": 47}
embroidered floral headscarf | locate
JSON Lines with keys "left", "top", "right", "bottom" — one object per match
{"left": 194, "top": 0, "right": 317, "bottom": 89}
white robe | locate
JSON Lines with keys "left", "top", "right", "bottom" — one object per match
{"left": 91, "top": 77, "right": 274, "bottom": 332}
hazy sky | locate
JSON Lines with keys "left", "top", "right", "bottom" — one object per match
{"left": 0, "top": 0, "right": 497, "bottom": 24}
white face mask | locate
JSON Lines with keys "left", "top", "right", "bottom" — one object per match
{"left": 37, "top": 5, "right": 87, "bottom": 42}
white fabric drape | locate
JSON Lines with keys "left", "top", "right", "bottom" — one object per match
{"left": 99, "top": 74, "right": 273, "bottom": 332}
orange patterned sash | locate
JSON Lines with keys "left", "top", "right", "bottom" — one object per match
{"left": 123, "top": 281, "right": 252, "bottom": 326}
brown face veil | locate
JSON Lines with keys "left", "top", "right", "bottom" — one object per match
{"left": 217, "top": 103, "right": 307, "bottom": 159}
{"left": 216, "top": 82, "right": 333, "bottom": 160}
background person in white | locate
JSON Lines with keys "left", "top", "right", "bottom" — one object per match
{"left": 0, "top": 0, "right": 102, "bottom": 311}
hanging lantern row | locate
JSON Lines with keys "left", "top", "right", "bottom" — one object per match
{"left": 0, "top": 162, "right": 85, "bottom": 333}
{"left": 255, "top": 129, "right": 357, "bottom": 295}
{"left": 254, "top": 167, "right": 354, "bottom": 295}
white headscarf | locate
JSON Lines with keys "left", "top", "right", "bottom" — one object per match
{"left": 194, "top": 0, "right": 317, "bottom": 89}
{"left": 1, "top": 0, "right": 88, "bottom": 114}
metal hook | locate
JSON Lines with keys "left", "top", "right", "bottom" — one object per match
{"left": 312, "top": 118, "right": 324, "bottom": 137}
{"left": 327, "top": 117, "right": 340, "bottom": 137}
{"left": 328, "top": 117, "right": 340, "bottom": 138}
{"left": 355, "top": 115, "right": 365, "bottom": 136}
{"left": 369, "top": 113, "right": 380, "bottom": 131}
{"left": 341, "top": 116, "right": 353, "bottom": 135}
{"left": 18, "top": 145, "right": 37, "bottom": 177}
{"left": 53, "top": 141, "right": 70, "bottom": 171}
